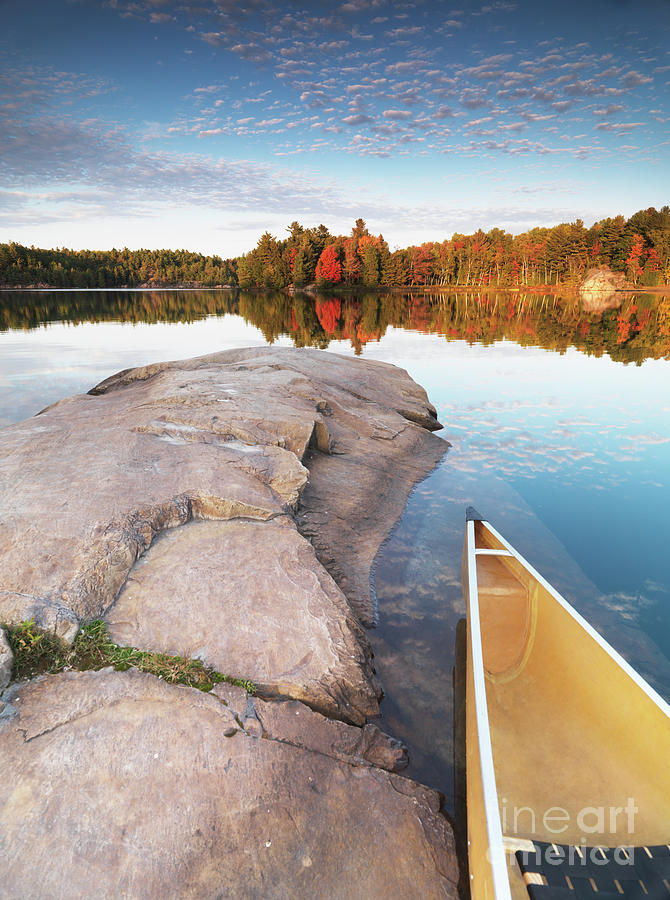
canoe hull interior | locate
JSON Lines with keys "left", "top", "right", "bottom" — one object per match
{"left": 462, "top": 518, "right": 670, "bottom": 900}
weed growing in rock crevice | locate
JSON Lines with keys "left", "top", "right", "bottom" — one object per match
{"left": 2, "top": 618, "right": 256, "bottom": 694}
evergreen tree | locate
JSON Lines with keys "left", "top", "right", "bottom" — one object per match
{"left": 361, "top": 244, "right": 380, "bottom": 286}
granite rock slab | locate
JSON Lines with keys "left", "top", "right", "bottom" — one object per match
{"left": 89, "top": 346, "right": 448, "bottom": 627}
{"left": 105, "top": 517, "right": 380, "bottom": 724}
{"left": 0, "top": 669, "right": 459, "bottom": 900}
{"left": 0, "top": 347, "right": 445, "bottom": 638}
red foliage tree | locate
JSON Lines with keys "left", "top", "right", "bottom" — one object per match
{"left": 646, "top": 247, "right": 660, "bottom": 271}
{"left": 315, "top": 245, "right": 342, "bottom": 284}
{"left": 626, "top": 233, "right": 645, "bottom": 282}
{"left": 410, "top": 244, "right": 433, "bottom": 285}
{"left": 357, "top": 233, "right": 380, "bottom": 255}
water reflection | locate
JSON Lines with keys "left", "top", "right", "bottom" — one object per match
{"left": 363, "top": 334, "right": 670, "bottom": 814}
{"left": 1, "top": 288, "right": 669, "bottom": 364}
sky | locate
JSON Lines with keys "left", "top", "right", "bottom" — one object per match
{"left": 1, "top": 0, "right": 669, "bottom": 256}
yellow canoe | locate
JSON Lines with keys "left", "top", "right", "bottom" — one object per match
{"left": 462, "top": 508, "right": 670, "bottom": 900}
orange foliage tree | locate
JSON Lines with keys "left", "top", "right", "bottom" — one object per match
{"left": 626, "top": 234, "right": 645, "bottom": 283}
{"left": 315, "top": 245, "right": 342, "bottom": 284}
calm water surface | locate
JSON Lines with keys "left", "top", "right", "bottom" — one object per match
{"left": 1, "top": 289, "right": 669, "bottom": 813}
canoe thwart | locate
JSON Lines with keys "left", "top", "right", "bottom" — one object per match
{"left": 503, "top": 836, "right": 538, "bottom": 855}
{"left": 475, "top": 549, "right": 514, "bottom": 557}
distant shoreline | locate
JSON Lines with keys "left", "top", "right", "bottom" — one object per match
{"left": 1, "top": 282, "right": 668, "bottom": 294}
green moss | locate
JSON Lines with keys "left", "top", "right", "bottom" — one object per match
{"left": 2, "top": 618, "right": 255, "bottom": 694}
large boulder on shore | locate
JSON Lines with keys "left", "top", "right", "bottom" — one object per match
{"left": 0, "top": 668, "right": 459, "bottom": 899}
{"left": 579, "top": 266, "right": 634, "bottom": 311}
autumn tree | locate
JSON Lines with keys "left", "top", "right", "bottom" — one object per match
{"left": 431, "top": 241, "right": 457, "bottom": 286}
{"left": 315, "top": 244, "right": 342, "bottom": 285}
{"left": 625, "top": 234, "right": 645, "bottom": 284}
{"left": 409, "top": 244, "right": 433, "bottom": 285}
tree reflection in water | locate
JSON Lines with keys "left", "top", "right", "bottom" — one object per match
{"left": 1, "top": 288, "right": 668, "bottom": 365}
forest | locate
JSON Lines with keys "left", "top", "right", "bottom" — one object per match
{"left": 0, "top": 246, "right": 237, "bottom": 289}
{"left": 1, "top": 206, "right": 669, "bottom": 289}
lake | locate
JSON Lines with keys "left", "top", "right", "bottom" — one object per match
{"left": 1, "top": 288, "right": 669, "bottom": 813}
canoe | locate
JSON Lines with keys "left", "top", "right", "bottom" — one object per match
{"left": 462, "top": 507, "right": 670, "bottom": 900}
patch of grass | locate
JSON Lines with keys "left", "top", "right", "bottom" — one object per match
{"left": 2, "top": 618, "right": 256, "bottom": 694}
{"left": 4, "top": 618, "right": 71, "bottom": 680}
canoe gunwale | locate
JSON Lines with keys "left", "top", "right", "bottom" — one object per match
{"left": 466, "top": 517, "right": 513, "bottom": 900}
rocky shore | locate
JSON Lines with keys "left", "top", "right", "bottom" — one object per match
{"left": 0, "top": 347, "right": 457, "bottom": 898}
{"left": 578, "top": 266, "right": 635, "bottom": 311}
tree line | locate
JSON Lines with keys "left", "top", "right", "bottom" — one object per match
{"left": 0, "top": 246, "right": 237, "bottom": 289}
{"left": 1, "top": 206, "right": 669, "bottom": 289}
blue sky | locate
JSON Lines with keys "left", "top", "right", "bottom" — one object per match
{"left": 1, "top": 0, "right": 669, "bottom": 255}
